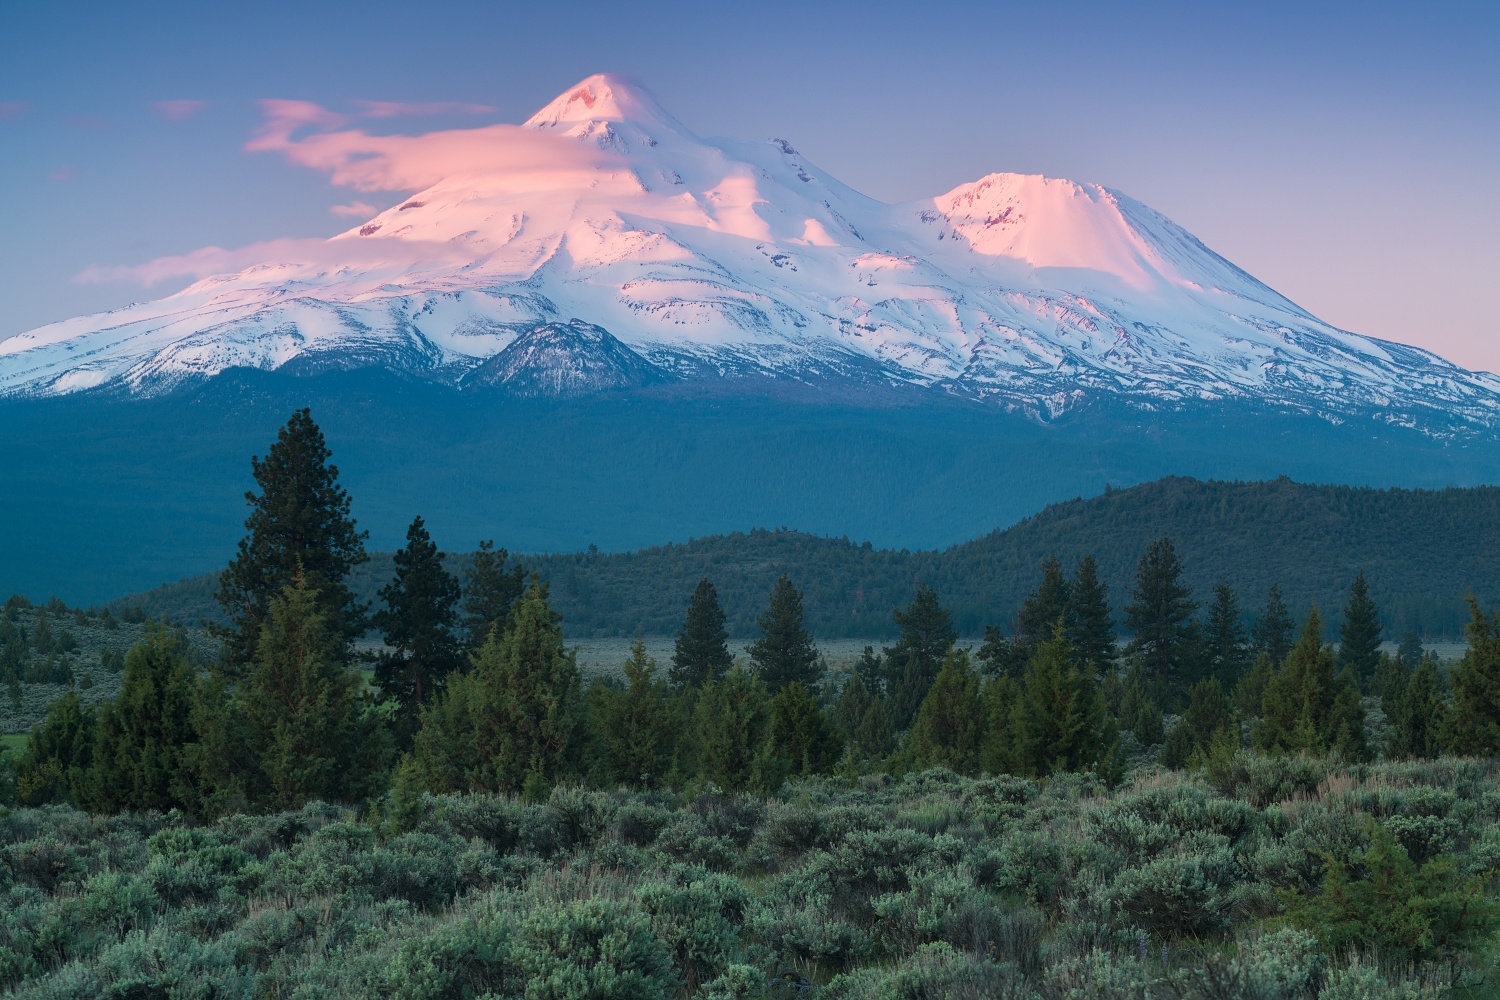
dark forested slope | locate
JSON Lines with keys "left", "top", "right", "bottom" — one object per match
{"left": 113, "top": 476, "right": 1500, "bottom": 639}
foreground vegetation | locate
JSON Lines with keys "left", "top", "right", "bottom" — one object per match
{"left": 7, "top": 408, "right": 1500, "bottom": 997}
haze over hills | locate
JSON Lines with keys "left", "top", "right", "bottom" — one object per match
{"left": 116, "top": 476, "right": 1500, "bottom": 640}
{"left": 2, "top": 74, "right": 1498, "bottom": 434}
{"left": 4, "top": 75, "right": 1500, "bottom": 605}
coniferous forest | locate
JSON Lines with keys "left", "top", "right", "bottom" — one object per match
{"left": 7, "top": 410, "right": 1500, "bottom": 997}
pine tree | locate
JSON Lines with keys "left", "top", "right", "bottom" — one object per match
{"left": 1068, "top": 555, "right": 1115, "bottom": 673}
{"left": 854, "top": 698, "right": 896, "bottom": 758}
{"left": 976, "top": 624, "right": 1028, "bottom": 679}
{"left": 1385, "top": 654, "right": 1447, "bottom": 760}
{"left": 692, "top": 665, "right": 770, "bottom": 794}
{"left": 1013, "top": 624, "right": 1119, "bottom": 777}
{"left": 460, "top": 540, "right": 525, "bottom": 653}
{"left": 1119, "top": 657, "right": 1164, "bottom": 745}
{"left": 214, "top": 409, "right": 369, "bottom": 670}
{"left": 1017, "top": 557, "right": 1071, "bottom": 647}
{"left": 978, "top": 674, "right": 1021, "bottom": 775}
{"left": 590, "top": 638, "right": 674, "bottom": 788}
{"left": 1123, "top": 536, "right": 1196, "bottom": 679}
{"left": 1254, "top": 607, "right": 1368, "bottom": 760}
{"left": 13, "top": 691, "right": 95, "bottom": 806}
{"left": 884, "top": 584, "right": 957, "bottom": 729}
{"left": 671, "top": 578, "right": 733, "bottom": 690}
{"left": 835, "top": 673, "right": 875, "bottom": 741}
{"left": 1205, "top": 582, "right": 1250, "bottom": 687}
{"left": 760, "top": 681, "right": 843, "bottom": 787}
{"left": 1338, "top": 572, "right": 1383, "bottom": 691}
{"left": 1251, "top": 584, "right": 1295, "bottom": 665}
{"left": 1446, "top": 598, "right": 1500, "bottom": 756}
{"left": 1397, "top": 632, "right": 1425, "bottom": 671}
{"left": 242, "top": 573, "right": 388, "bottom": 809}
{"left": 854, "top": 645, "right": 885, "bottom": 694}
{"left": 84, "top": 626, "right": 199, "bottom": 813}
{"left": 904, "top": 649, "right": 983, "bottom": 774}
{"left": 1234, "top": 653, "right": 1276, "bottom": 718}
{"left": 1161, "top": 678, "right": 1234, "bottom": 769}
{"left": 747, "top": 576, "right": 820, "bottom": 695}
{"left": 374, "top": 516, "right": 462, "bottom": 742}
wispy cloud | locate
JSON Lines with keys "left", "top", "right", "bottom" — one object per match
{"left": 64, "top": 114, "right": 109, "bottom": 129}
{"left": 50, "top": 166, "right": 77, "bottom": 182}
{"left": 0, "top": 101, "right": 28, "bottom": 122}
{"left": 153, "top": 99, "right": 210, "bottom": 121}
{"left": 329, "top": 200, "right": 380, "bottom": 218}
{"left": 352, "top": 100, "right": 495, "bottom": 119}
{"left": 74, "top": 236, "right": 471, "bottom": 286}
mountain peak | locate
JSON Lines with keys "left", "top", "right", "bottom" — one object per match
{"left": 523, "top": 73, "right": 685, "bottom": 133}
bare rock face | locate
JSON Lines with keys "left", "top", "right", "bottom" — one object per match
{"left": 464, "top": 320, "right": 670, "bottom": 397}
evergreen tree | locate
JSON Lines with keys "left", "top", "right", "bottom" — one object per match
{"left": 242, "top": 573, "right": 388, "bottom": 810}
{"left": 1397, "top": 632, "right": 1425, "bottom": 671}
{"left": 460, "top": 540, "right": 525, "bottom": 653}
{"left": 1119, "top": 657, "right": 1164, "bottom": 745}
{"left": 853, "top": 645, "right": 885, "bottom": 695}
{"left": 884, "top": 584, "right": 958, "bottom": 729}
{"left": 976, "top": 624, "right": 1028, "bottom": 679}
{"left": 84, "top": 626, "right": 199, "bottom": 813}
{"left": 1251, "top": 584, "right": 1295, "bottom": 665}
{"left": 1385, "top": 654, "right": 1447, "bottom": 760}
{"left": 1446, "top": 597, "right": 1500, "bottom": 756}
{"left": 904, "top": 649, "right": 983, "bottom": 775}
{"left": 374, "top": 515, "right": 462, "bottom": 742}
{"left": 671, "top": 578, "right": 733, "bottom": 690}
{"left": 1068, "top": 555, "right": 1115, "bottom": 673}
{"left": 1017, "top": 557, "right": 1071, "bottom": 647}
{"left": 1254, "top": 608, "right": 1368, "bottom": 760}
{"left": 760, "top": 681, "right": 843, "bottom": 787}
{"left": 835, "top": 673, "right": 875, "bottom": 741}
{"left": 747, "top": 576, "right": 820, "bottom": 695}
{"left": 590, "top": 639, "right": 674, "bottom": 788}
{"left": 1161, "top": 678, "right": 1234, "bottom": 769}
{"left": 1338, "top": 571, "right": 1383, "bottom": 690}
{"left": 1205, "top": 582, "right": 1250, "bottom": 687}
{"left": 692, "top": 665, "right": 770, "bottom": 794}
{"left": 214, "top": 409, "right": 369, "bottom": 670}
{"left": 1123, "top": 536, "right": 1196, "bottom": 679}
{"left": 854, "top": 697, "right": 896, "bottom": 758}
{"left": 1013, "top": 624, "right": 1119, "bottom": 778}
{"left": 13, "top": 690, "right": 95, "bottom": 806}
{"left": 1234, "top": 653, "right": 1276, "bottom": 718}
{"left": 406, "top": 579, "right": 585, "bottom": 798}
{"left": 978, "top": 674, "right": 1021, "bottom": 775}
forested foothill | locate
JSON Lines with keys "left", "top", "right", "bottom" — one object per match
{"left": 115, "top": 475, "right": 1500, "bottom": 639}
{"left": 6, "top": 409, "right": 1500, "bottom": 998}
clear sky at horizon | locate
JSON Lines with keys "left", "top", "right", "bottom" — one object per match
{"left": 2, "top": 0, "right": 1497, "bottom": 369}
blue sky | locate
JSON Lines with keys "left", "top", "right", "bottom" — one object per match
{"left": 3, "top": 0, "right": 1497, "bottom": 368}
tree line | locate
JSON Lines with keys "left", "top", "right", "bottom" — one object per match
{"left": 11, "top": 408, "right": 1500, "bottom": 817}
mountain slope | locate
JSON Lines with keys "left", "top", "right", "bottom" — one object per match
{"left": 115, "top": 476, "right": 1500, "bottom": 640}
{"left": 3, "top": 74, "right": 1497, "bottom": 434}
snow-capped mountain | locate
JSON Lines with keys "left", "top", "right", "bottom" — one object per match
{"left": 3, "top": 74, "right": 1496, "bottom": 432}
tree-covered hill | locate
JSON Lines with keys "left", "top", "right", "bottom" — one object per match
{"left": 111, "top": 476, "right": 1500, "bottom": 639}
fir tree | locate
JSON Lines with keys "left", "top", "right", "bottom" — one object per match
{"left": 854, "top": 645, "right": 885, "bottom": 694}
{"left": 904, "top": 649, "right": 983, "bottom": 775}
{"left": 13, "top": 690, "right": 95, "bottom": 806}
{"left": 242, "top": 573, "right": 388, "bottom": 810}
{"left": 854, "top": 698, "right": 896, "bottom": 758}
{"left": 884, "top": 584, "right": 957, "bottom": 729}
{"left": 214, "top": 409, "right": 369, "bottom": 670}
{"left": 1234, "top": 653, "right": 1276, "bottom": 718}
{"left": 590, "top": 638, "right": 674, "bottom": 788}
{"left": 976, "top": 624, "right": 1028, "bottom": 679}
{"left": 979, "top": 674, "right": 1021, "bottom": 775}
{"left": 1338, "top": 571, "right": 1383, "bottom": 690}
{"left": 1385, "top": 654, "right": 1447, "bottom": 760}
{"left": 1205, "top": 582, "right": 1250, "bottom": 687}
{"left": 1068, "top": 555, "right": 1115, "bottom": 672}
{"left": 1123, "top": 536, "right": 1196, "bottom": 679}
{"left": 835, "top": 673, "right": 875, "bottom": 741}
{"left": 1397, "top": 632, "right": 1425, "bottom": 670}
{"left": 84, "top": 626, "right": 199, "bottom": 814}
{"left": 747, "top": 576, "right": 820, "bottom": 695}
{"left": 1446, "top": 597, "right": 1500, "bottom": 756}
{"left": 1013, "top": 624, "right": 1119, "bottom": 777}
{"left": 692, "top": 665, "right": 770, "bottom": 794}
{"left": 1254, "top": 607, "right": 1368, "bottom": 760}
{"left": 374, "top": 515, "right": 462, "bottom": 743}
{"left": 1251, "top": 584, "right": 1295, "bottom": 665}
{"left": 1161, "top": 678, "right": 1234, "bottom": 769}
{"left": 1017, "top": 557, "right": 1071, "bottom": 647}
{"left": 460, "top": 540, "right": 525, "bottom": 653}
{"left": 1119, "top": 657, "right": 1164, "bottom": 745}
{"left": 671, "top": 578, "right": 733, "bottom": 690}
{"left": 760, "top": 681, "right": 843, "bottom": 786}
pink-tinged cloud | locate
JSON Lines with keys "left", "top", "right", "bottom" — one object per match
{"left": 50, "top": 166, "right": 77, "bottom": 182}
{"left": 64, "top": 115, "right": 109, "bottom": 129}
{"left": 329, "top": 200, "right": 381, "bottom": 218}
{"left": 244, "top": 98, "right": 611, "bottom": 192}
{"left": 353, "top": 100, "right": 496, "bottom": 118}
{"left": 154, "top": 99, "right": 209, "bottom": 121}
{"left": 0, "top": 101, "right": 28, "bottom": 122}
{"left": 73, "top": 236, "right": 472, "bottom": 286}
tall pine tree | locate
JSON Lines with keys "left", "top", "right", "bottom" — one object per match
{"left": 1205, "top": 582, "right": 1250, "bottom": 687}
{"left": 760, "top": 681, "right": 843, "bottom": 787}
{"left": 1384, "top": 653, "right": 1447, "bottom": 760}
{"left": 904, "top": 649, "right": 983, "bottom": 775}
{"left": 671, "top": 578, "right": 733, "bottom": 690}
{"left": 1068, "top": 555, "right": 1115, "bottom": 673}
{"left": 460, "top": 540, "right": 525, "bottom": 653}
{"left": 589, "top": 639, "right": 674, "bottom": 788}
{"left": 747, "top": 576, "right": 820, "bottom": 695}
{"left": 1013, "top": 624, "right": 1119, "bottom": 778}
{"left": 1446, "top": 598, "right": 1500, "bottom": 756}
{"left": 1017, "top": 557, "right": 1071, "bottom": 647}
{"left": 1338, "top": 571, "right": 1383, "bottom": 691}
{"left": 692, "top": 665, "right": 770, "bottom": 794}
{"left": 884, "top": 585, "right": 958, "bottom": 729}
{"left": 373, "top": 515, "right": 462, "bottom": 742}
{"left": 1123, "top": 536, "right": 1196, "bottom": 680}
{"left": 214, "top": 409, "right": 368, "bottom": 670}
{"left": 1251, "top": 584, "right": 1295, "bottom": 665}
{"left": 1254, "top": 607, "right": 1367, "bottom": 760}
